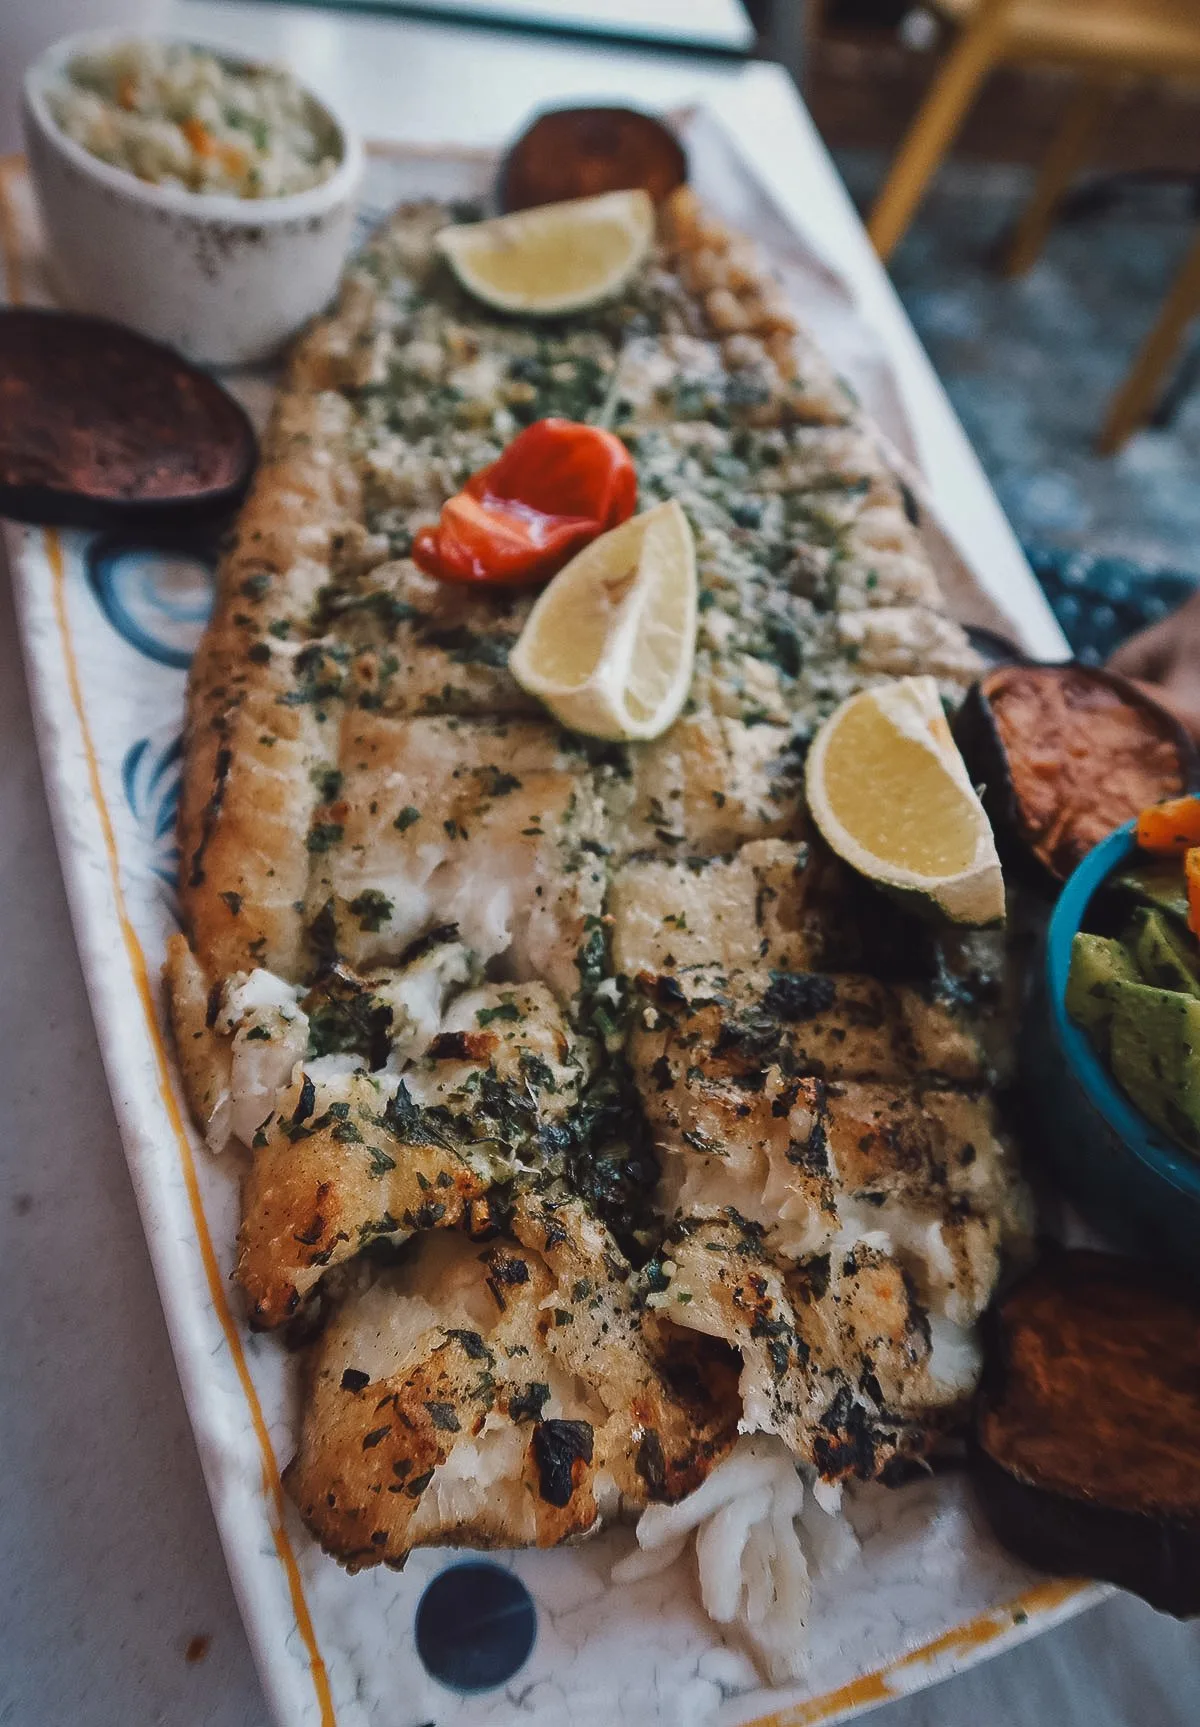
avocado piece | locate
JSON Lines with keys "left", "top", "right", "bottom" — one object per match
{"left": 1130, "top": 907, "right": 1200, "bottom": 999}
{"left": 1107, "top": 980, "right": 1200, "bottom": 1152}
{"left": 1065, "top": 933, "right": 1140, "bottom": 1043}
{"left": 1113, "top": 858, "right": 1190, "bottom": 927}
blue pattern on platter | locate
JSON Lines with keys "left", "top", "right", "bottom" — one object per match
{"left": 415, "top": 1562, "right": 535, "bottom": 1693}
{"left": 122, "top": 733, "right": 184, "bottom": 903}
{"left": 87, "top": 537, "right": 215, "bottom": 669}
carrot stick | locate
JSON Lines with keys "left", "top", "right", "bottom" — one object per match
{"left": 1136, "top": 795, "right": 1200, "bottom": 855}
{"left": 217, "top": 141, "right": 248, "bottom": 177}
{"left": 1187, "top": 849, "right": 1200, "bottom": 938}
{"left": 182, "top": 117, "right": 216, "bottom": 157}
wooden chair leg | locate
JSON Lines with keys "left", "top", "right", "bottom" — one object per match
{"left": 866, "top": 0, "right": 1011, "bottom": 264}
{"left": 1003, "top": 78, "right": 1114, "bottom": 277}
{"left": 1099, "top": 228, "right": 1200, "bottom": 454}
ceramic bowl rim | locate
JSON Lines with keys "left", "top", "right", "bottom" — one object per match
{"left": 22, "top": 27, "right": 364, "bottom": 227}
{"left": 1047, "top": 818, "right": 1200, "bottom": 1201}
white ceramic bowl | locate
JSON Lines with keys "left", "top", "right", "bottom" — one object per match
{"left": 22, "top": 30, "right": 364, "bottom": 366}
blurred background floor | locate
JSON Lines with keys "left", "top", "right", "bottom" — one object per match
{"left": 836, "top": 150, "right": 1200, "bottom": 577}
{"left": 750, "top": 0, "right": 1200, "bottom": 655}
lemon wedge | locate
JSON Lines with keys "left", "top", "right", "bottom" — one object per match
{"left": 436, "top": 190, "right": 655, "bottom": 318}
{"left": 509, "top": 499, "right": 697, "bottom": 742}
{"left": 805, "top": 676, "right": 1004, "bottom": 925}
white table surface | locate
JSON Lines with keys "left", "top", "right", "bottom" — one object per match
{"left": 2, "top": 5, "right": 1199, "bottom": 1725}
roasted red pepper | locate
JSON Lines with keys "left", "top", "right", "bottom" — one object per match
{"left": 413, "top": 417, "right": 637, "bottom": 586}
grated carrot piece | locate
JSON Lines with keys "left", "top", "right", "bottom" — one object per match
{"left": 217, "top": 140, "right": 248, "bottom": 178}
{"left": 182, "top": 117, "right": 215, "bottom": 157}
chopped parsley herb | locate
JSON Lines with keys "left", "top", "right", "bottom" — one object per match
{"left": 306, "top": 822, "right": 344, "bottom": 854}
{"left": 421, "top": 624, "right": 511, "bottom": 669}
{"left": 445, "top": 1329, "right": 493, "bottom": 1363}
{"left": 348, "top": 889, "right": 394, "bottom": 933}
{"left": 520, "top": 1051, "right": 557, "bottom": 1092}
{"left": 292, "top": 1075, "right": 316, "bottom": 1125}
{"left": 307, "top": 898, "right": 339, "bottom": 969}
{"left": 508, "top": 1382, "right": 550, "bottom": 1424}
{"left": 577, "top": 916, "right": 608, "bottom": 992}
{"left": 729, "top": 497, "right": 763, "bottom": 528}
{"left": 479, "top": 766, "right": 522, "bottom": 797}
{"left": 381, "top": 1080, "right": 458, "bottom": 1154}
{"left": 763, "top": 617, "right": 804, "bottom": 677}
{"left": 279, "top": 642, "right": 346, "bottom": 708}
{"left": 306, "top": 982, "right": 393, "bottom": 1067}
{"left": 393, "top": 805, "right": 421, "bottom": 832}
{"left": 367, "top": 1142, "right": 397, "bottom": 1177}
{"left": 762, "top": 971, "right": 838, "bottom": 1021}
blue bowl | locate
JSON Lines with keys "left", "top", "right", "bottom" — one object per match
{"left": 1023, "top": 820, "right": 1200, "bottom": 1279}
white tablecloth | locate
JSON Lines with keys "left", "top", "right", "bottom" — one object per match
{"left": 2, "top": 5, "right": 1198, "bottom": 1723}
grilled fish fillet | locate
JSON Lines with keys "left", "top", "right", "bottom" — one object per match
{"left": 168, "top": 183, "right": 1026, "bottom": 1569}
{"left": 286, "top": 1197, "right": 739, "bottom": 1564}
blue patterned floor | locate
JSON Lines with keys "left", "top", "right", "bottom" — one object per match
{"left": 836, "top": 151, "right": 1200, "bottom": 652}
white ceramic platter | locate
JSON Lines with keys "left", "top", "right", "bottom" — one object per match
{"left": 0, "top": 119, "right": 1099, "bottom": 1727}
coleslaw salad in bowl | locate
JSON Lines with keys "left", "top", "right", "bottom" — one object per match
{"left": 22, "top": 30, "right": 364, "bottom": 365}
